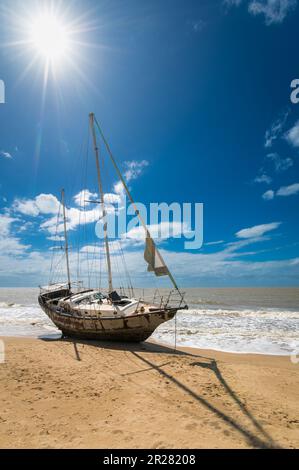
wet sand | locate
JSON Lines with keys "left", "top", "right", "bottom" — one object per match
{"left": 0, "top": 336, "right": 298, "bottom": 448}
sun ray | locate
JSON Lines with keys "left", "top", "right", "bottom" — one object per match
{"left": 13, "top": 54, "right": 40, "bottom": 88}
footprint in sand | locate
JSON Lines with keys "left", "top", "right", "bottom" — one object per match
{"left": 184, "top": 422, "right": 197, "bottom": 431}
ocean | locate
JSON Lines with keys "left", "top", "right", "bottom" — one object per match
{"left": 0, "top": 287, "right": 298, "bottom": 355}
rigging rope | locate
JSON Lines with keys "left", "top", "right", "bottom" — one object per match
{"left": 174, "top": 311, "right": 177, "bottom": 353}
{"left": 49, "top": 199, "right": 62, "bottom": 285}
{"left": 77, "top": 125, "right": 90, "bottom": 288}
{"left": 118, "top": 240, "right": 134, "bottom": 297}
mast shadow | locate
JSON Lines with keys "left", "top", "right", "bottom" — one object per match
{"left": 129, "top": 350, "right": 279, "bottom": 449}
{"left": 40, "top": 335, "right": 279, "bottom": 448}
{"left": 73, "top": 341, "right": 81, "bottom": 361}
{"left": 189, "top": 359, "right": 276, "bottom": 446}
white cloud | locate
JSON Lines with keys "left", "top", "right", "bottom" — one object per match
{"left": 17, "top": 221, "right": 33, "bottom": 233}
{"left": 35, "top": 194, "right": 60, "bottom": 214}
{"left": 47, "top": 235, "right": 65, "bottom": 242}
{"left": 225, "top": 0, "right": 297, "bottom": 25}
{"left": 124, "top": 160, "right": 149, "bottom": 182}
{"left": 0, "top": 214, "right": 16, "bottom": 237}
{"left": 248, "top": 0, "right": 297, "bottom": 25}
{"left": 123, "top": 221, "right": 192, "bottom": 244}
{"left": 1, "top": 214, "right": 298, "bottom": 286}
{"left": 0, "top": 214, "right": 30, "bottom": 256}
{"left": 236, "top": 222, "right": 281, "bottom": 239}
{"left": 12, "top": 192, "right": 104, "bottom": 236}
{"left": 0, "top": 250, "right": 52, "bottom": 285}
{"left": 114, "top": 181, "right": 124, "bottom": 195}
{"left": 13, "top": 199, "right": 39, "bottom": 216}
{"left": 285, "top": 120, "right": 299, "bottom": 148}
{"left": 262, "top": 189, "right": 275, "bottom": 200}
{"left": 0, "top": 237, "right": 30, "bottom": 255}
{"left": 112, "top": 163, "right": 146, "bottom": 201}
{"left": 0, "top": 150, "right": 13, "bottom": 159}
{"left": 13, "top": 194, "right": 60, "bottom": 217}
{"left": 205, "top": 240, "right": 225, "bottom": 246}
{"left": 254, "top": 174, "right": 272, "bottom": 184}
{"left": 40, "top": 206, "right": 102, "bottom": 235}
{"left": 267, "top": 152, "right": 293, "bottom": 172}
{"left": 79, "top": 245, "right": 105, "bottom": 254}
{"left": 73, "top": 189, "right": 98, "bottom": 207}
{"left": 97, "top": 239, "right": 299, "bottom": 286}
{"left": 1, "top": 242, "right": 298, "bottom": 287}
{"left": 157, "top": 249, "right": 299, "bottom": 284}
{"left": 264, "top": 110, "right": 289, "bottom": 147}
{"left": 191, "top": 20, "right": 205, "bottom": 32}
{"left": 104, "top": 193, "right": 122, "bottom": 204}
{"left": 261, "top": 183, "right": 299, "bottom": 199}
{"left": 276, "top": 183, "right": 299, "bottom": 196}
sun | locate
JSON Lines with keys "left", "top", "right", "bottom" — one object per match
{"left": 29, "top": 13, "right": 71, "bottom": 63}
{"left": 5, "top": 2, "right": 98, "bottom": 88}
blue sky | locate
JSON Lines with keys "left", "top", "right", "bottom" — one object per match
{"left": 0, "top": 0, "right": 299, "bottom": 287}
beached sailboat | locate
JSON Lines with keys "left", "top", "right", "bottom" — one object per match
{"left": 38, "top": 113, "right": 187, "bottom": 342}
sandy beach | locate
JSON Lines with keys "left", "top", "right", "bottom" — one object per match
{"left": 0, "top": 336, "right": 298, "bottom": 449}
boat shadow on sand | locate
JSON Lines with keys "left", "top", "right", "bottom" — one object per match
{"left": 41, "top": 335, "right": 280, "bottom": 449}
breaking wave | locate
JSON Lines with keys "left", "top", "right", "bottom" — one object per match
{"left": 152, "top": 307, "right": 299, "bottom": 356}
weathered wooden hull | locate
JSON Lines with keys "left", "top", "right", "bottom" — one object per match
{"left": 38, "top": 294, "right": 176, "bottom": 342}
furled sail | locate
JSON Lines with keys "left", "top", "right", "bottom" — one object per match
{"left": 144, "top": 232, "right": 169, "bottom": 277}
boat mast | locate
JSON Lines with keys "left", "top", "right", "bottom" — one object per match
{"left": 61, "top": 189, "right": 71, "bottom": 290}
{"left": 89, "top": 113, "right": 113, "bottom": 293}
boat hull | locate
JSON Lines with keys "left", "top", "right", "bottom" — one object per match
{"left": 38, "top": 294, "right": 177, "bottom": 342}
